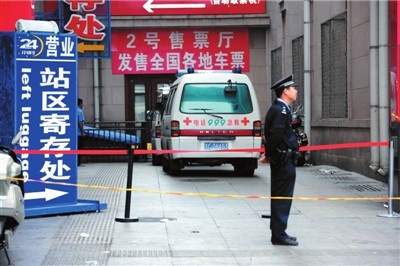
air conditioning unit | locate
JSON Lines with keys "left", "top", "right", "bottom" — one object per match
{"left": 15, "top": 19, "right": 59, "bottom": 34}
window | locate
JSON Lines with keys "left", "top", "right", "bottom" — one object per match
{"left": 292, "top": 36, "right": 304, "bottom": 109}
{"left": 271, "top": 47, "right": 282, "bottom": 100}
{"left": 180, "top": 83, "right": 253, "bottom": 114}
{"left": 164, "top": 87, "right": 176, "bottom": 115}
{"left": 321, "top": 12, "right": 347, "bottom": 118}
{"left": 134, "top": 84, "right": 145, "bottom": 121}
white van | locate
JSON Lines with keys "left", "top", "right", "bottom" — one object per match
{"left": 161, "top": 70, "right": 262, "bottom": 176}
{"left": 149, "top": 86, "right": 170, "bottom": 165}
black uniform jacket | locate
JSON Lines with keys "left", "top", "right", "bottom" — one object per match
{"left": 264, "top": 99, "right": 298, "bottom": 159}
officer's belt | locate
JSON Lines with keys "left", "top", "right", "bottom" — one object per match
{"left": 275, "top": 148, "right": 301, "bottom": 164}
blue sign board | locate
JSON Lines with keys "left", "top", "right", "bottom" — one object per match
{"left": 15, "top": 32, "right": 78, "bottom": 210}
{"left": 10, "top": 32, "right": 106, "bottom": 216}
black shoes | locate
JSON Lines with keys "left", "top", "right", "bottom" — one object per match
{"left": 271, "top": 236, "right": 299, "bottom": 246}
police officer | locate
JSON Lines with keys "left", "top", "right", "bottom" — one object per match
{"left": 264, "top": 74, "right": 299, "bottom": 246}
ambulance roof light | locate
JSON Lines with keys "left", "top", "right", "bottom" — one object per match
{"left": 233, "top": 67, "right": 242, "bottom": 73}
{"left": 175, "top": 68, "right": 242, "bottom": 78}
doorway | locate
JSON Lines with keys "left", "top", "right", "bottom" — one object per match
{"left": 125, "top": 74, "right": 175, "bottom": 146}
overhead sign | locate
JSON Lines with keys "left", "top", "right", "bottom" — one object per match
{"left": 112, "top": 28, "right": 250, "bottom": 74}
{"left": 111, "top": 0, "right": 266, "bottom": 16}
{"left": 62, "top": 0, "right": 111, "bottom": 58}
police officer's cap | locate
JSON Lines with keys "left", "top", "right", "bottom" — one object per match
{"left": 270, "top": 74, "right": 295, "bottom": 91}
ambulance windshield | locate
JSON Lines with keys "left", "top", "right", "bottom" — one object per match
{"left": 180, "top": 83, "right": 253, "bottom": 114}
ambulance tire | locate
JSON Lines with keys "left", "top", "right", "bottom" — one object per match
{"left": 235, "top": 168, "right": 255, "bottom": 177}
{"left": 169, "top": 159, "right": 182, "bottom": 176}
{"left": 162, "top": 157, "right": 170, "bottom": 173}
{"left": 234, "top": 161, "right": 255, "bottom": 177}
{"left": 152, "top": 154, "right": 162, "bottom": 166}
{"left": 170, "top": 168, "right": 181, "bottom": 176}
{"left": 162, "top": 157, "right": 181, "bottom": 176}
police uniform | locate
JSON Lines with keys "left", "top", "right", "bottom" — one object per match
{"left": 264, "top": 75, "right": 299, "bottom": 246}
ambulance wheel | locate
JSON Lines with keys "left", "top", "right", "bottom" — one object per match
{"left": 162, "top": 157, "right": 170, "bottom": 173}
{"left": 170, "top": 168, "right": 181, "bottom": 176}
{"left": 152, "top": 154, "right": 162, "bottom": 166}
{"left": 162, "top": 157, "right": 181, "bottom": 175}
{"left": 234, "top": 165, "right": 255, "bottom": 176}
{"left": 169, "top": 159, "right": 182, "bottom": 176}
{"left": 234, "top": 159, "right": 256, "bottom": 176}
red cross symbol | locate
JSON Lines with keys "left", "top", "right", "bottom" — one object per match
{"left": 241, "top": 117, "right": 250, "bottom": 126}
{"left": 183, "top": 117, "right": 192, "bottom": 126}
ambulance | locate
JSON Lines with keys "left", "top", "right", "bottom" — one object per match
{"left": 149, "top": 85, "right": 170, "bottom": 165}
{"left": 160, "top": 69, "right": 262, "bottom": 176}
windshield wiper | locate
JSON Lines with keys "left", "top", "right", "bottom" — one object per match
{"left": 190, "top": 108, "right": 223, "bottom": 119}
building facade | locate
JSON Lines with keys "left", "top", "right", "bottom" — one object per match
{"left": 267, "top": 0, "right": 399, "bottom": 183}
{"left": 265, "top": 1, "right": 375, "bottom": 178}
{"left": 73, "top": 1, "right": 393, "bottom": 181}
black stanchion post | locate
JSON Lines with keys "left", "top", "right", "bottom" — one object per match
{"left": 378, "top": 140, "right": 400, "bottom": 218}
{"left": 116, "top": 145, "right": 139, "bottom": 222}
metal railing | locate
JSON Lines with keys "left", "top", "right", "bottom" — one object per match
{"left": 82, "top": 121, "right": 148, "bottom": 162}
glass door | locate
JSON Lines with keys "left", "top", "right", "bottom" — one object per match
{"left": 125, "top": 75, "right": 174, "bottom": 146}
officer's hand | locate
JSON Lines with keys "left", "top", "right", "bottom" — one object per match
{"left": 258, "top": 154, "right": 269, "bottom": 164}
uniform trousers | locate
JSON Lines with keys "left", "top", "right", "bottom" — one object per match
{"left": 270, "top": 161, "right": 296, "bottom": 240}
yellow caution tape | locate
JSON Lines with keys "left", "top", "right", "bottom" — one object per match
{"left": 4, "top": 176, "right": 399, "bottom": 201}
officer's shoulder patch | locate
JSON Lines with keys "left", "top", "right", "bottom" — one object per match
{"left": 280, "top": 106, "right": 287, "bottom": 115}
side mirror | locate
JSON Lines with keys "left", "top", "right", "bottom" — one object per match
{"left": 146, "top": 110, "right": 153, "bottom": 121}
{"left": 224, "top": 85, "right": 238, "bottom": 94}
{"left": 224, "top": 79, "right": 238, "bottom": 94}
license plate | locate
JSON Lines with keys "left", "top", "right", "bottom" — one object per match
{"left": 204, "top": 142, "right": 229, "bottom": 150}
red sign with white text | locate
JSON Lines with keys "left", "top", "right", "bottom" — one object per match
{"left": 111, "top": 0, "right": 266, "bottom": 16}
{"left": 61, "top": 0, "right": 111, "bottom": 58}
{"left": 390, "top": 0, "right": 400, "bottom": 122}
{"left": 112, "top": 28, "right": 249, "bottom": 74}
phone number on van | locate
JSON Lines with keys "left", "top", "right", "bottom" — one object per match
{"left": 183, "top": 117, "right": 251, "bottom": 126}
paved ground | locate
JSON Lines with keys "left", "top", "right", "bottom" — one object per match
{"left": 1, "top": 161, "right": 399, "bottom": 265}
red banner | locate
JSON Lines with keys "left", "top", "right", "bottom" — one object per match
{"left": 0, "top": 0, "right": 34, "bottom": 31}
{"left": 390, "top": 0, "right": 400, "bottom": 122}
{"left": 112, "top": 28, "right": 249, "bottom": 74}
{"left": 111, "top": 0, "right": 266, "bottom": 16}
